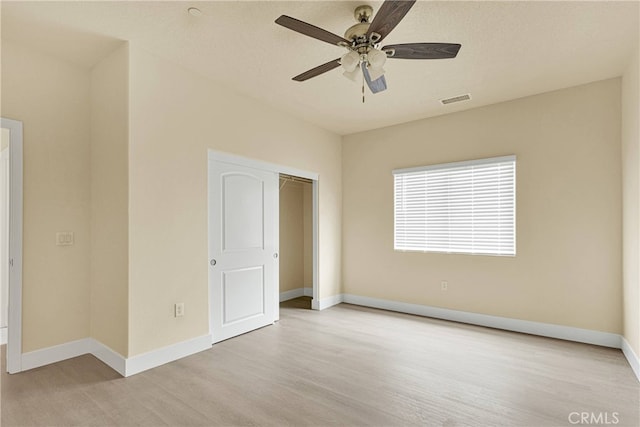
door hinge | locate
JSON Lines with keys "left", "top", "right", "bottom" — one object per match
{"left": 9, "top": 258, "right": 13, "bottom": 267}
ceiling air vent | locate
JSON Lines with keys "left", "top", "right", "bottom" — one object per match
{"left": 440, "top": 93, "right": 471, "bottom": 105}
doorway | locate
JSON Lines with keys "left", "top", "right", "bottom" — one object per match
{"left": 208, "top": 150, "right": 319, "bottom": 344}
{"left": 1, "top": 117, "right": 23, "bottom": 374}
{"left": 1, "top": 129, "right": 9, "bottom": 344}
{"left": 279, "top": 174, "right": 313, "bottom": 309}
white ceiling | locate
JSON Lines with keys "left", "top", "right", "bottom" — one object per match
{"left": 1, "top": 1, "right": 638, "bottom": 135}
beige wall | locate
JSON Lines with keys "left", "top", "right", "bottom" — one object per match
{"left": 622, "top": 47, "right": 640, "bottom": 355}
{"left": 128, "top": 47, "right": 342, "bottom": 356}
{"left": 280, "top": 181, "right": 305, "bottom": 293}
{"left": 343, "top": 79, "right": 622, "bottom": 334}
{"left": 1, "top": 40, "right": 341, "bottom": 359}
{"left": 89, "top": 43, "right": 129, "bottom": 356}
{"left": 1, "top": 40, "right": 92, "bottom": 351}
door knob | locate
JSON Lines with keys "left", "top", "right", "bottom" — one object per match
{"left": 210, "top": 259, "right": 217, "bottom": 266}
{"left": 273, "top": 253, "right": 278, "bottom": 259}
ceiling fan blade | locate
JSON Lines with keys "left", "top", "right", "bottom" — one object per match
{"left": 367, "top": 0, "right": 416, "bottom": 43}
{"left": 292, "top": 59, "right": 342, "bottom": 82}
{"left": 275, "top": 15, "right": 350, "bottom": 47}
{"left": 362, "top": 63, "right": 387, "bottom": 94}
{"left": 383, "top": 43, "right": 461, "bottom": 59}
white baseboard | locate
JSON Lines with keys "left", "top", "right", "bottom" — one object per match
{"left": 318, "top": 293, "right": 344, "bottom": 310}
{"left": 21, "top": 338, "right": 92, "bottom": 371}
{"left": 0, "top": 327, "right": 6, "bottom": 345}
{"left": 18, "top": 334, "right": 211, "bottom": 377}
{"left": 621, "top": 337, "right": 640, "bottom": 382}
{"left": 125, "top": 334, "right": 212, "bottom": 377}
{"left": 89, "top": 339, "right": 126, "bottom": 377}
{"left": 280, "top": 288, "right": 304, "bottom": 302}
{"left": 12, "top": 298, "right": 637, "bottom": 381}
{"left": 342, "top": 294, "right": 622, "bottom": 349}
{"left": 280, "top": 287, "right": 314, "bottom": 302}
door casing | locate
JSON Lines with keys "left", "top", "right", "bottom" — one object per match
{"left": 1, "top": 117, "right": 23, "bottom": 374}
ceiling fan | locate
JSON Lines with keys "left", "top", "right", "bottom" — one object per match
{"left": 275, "top": 0, "right": 461, "bottom": 95}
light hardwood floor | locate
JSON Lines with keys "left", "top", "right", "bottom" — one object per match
{"left": 2, "top": 298, "right": 639, "bottom": 426}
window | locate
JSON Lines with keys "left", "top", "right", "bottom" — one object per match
{"left": 393, "top": 155, "right": 515, "bottom": 256}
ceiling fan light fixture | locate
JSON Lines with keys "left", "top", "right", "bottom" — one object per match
{"left": 342, "top": 68, "right": 361, "bottom": 82}
{"left": 340, "top": 50, "right": 360, "bottom": 72}
{"left": 367, "top": 48, "right": 387, "bottom": 69}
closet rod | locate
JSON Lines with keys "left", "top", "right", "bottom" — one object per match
{"left": 279, "top": 174, "right": 313, "bottom": 184}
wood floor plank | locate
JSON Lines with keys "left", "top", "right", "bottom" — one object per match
{"left": 2, "top": 298, "right": 638, "bottom": 426}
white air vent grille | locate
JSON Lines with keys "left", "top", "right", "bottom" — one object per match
{"left": 440, "top": 93, "right": 471, "bottom": 105}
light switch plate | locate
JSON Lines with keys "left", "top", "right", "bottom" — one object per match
{"left": 175, "top": 303, "right": 185, "bottom": 317}
{"left": 56, "top": 231, "right": 74, "bottom": 246}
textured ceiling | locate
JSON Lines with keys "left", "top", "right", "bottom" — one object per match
{"left": 2, "top": 1, "right": 639, "bottom": 135}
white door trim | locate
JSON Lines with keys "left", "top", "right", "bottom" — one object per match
{"left": 2, "top": 118, "right": 23, "bottom": 374}
{"left": 1, "top": 147, "right": 9, "bottom": 341}
{"left": 311, "top": 181, "right": 319, "bottom": 310}
{"left": 207, "top": 150, "right": 320, "bottom": 316}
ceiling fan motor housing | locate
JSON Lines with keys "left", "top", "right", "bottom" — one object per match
{"left": 344, "top": 5, "right": 374, "bottom": 41}
{"left": 344, "top": 22, "right": 370, "bottom": 41}
{"left": 354, "top": 5, "right": 373, "bottom": 22}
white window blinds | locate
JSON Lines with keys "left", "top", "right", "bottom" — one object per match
{"left": 393, "top": 155, "right": 516, "bottom": 256}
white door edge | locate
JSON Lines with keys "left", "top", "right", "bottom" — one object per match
{"left": 2, "top": 117, "right": 23, "bottom": 374}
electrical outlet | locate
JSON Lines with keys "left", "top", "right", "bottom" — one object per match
{"left": 441, "top": 281, "right": 448, "bottom": 291}
{"left": 175, "top": 303, "right": 185, "bottom": 317}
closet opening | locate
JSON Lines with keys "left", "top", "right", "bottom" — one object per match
{"left": 279, "top": 174, "right": 313, "bottom": 310}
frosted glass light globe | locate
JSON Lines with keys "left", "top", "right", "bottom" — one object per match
{"left": 340, "top": 51, "right": 360, "bottom": 72}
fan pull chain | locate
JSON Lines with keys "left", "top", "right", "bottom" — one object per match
{"left": 362, "top": 72, "right": 365, "bottom": 103}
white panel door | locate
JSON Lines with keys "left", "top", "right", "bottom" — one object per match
{"left": 209, "top": 159, "right": 278, "bottom": 343}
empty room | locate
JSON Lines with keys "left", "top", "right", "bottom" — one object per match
{"left": 1, "top": 1, "right": 639, "bottom": 426}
